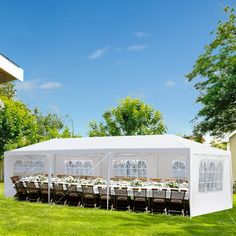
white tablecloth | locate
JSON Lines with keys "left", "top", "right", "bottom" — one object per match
{"left": 20, "top": 178, "right": 189, "bottom": 199}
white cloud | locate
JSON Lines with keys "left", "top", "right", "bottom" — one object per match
{"left": 16, "top": 81, "right": 38, "bottom": 91}
{"left": 16, "top": 80, "right": 62, "bottom": 91}
{"left": 127, "top": 44, "right": 148, "bottom": 51}
{"left": 39, "top": 82, "right": 62, "bottom": 90}
{"left": 135, "top": 31, "right": 148, "bottom": 38}
{"left": 165, "top": 80, "right": 176, "bottom": 87}
{"left": 88, "top": 46, "right": 109, "bottom": 59}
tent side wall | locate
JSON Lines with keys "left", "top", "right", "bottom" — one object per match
{"left": 4, "top": 150, "right": 190, "bottom": 197}
{"left": 4, "top": 154, "right": 50, "bottom": 197}
{"left": 190, "top": 153, "right": 232, "bottom": 217}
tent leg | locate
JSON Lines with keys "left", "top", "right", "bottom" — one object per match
{"left": 107, "top": 153, "right": 111, "bottom": 210}
{"left": 48, "top": 156, "right": 52, "bottom": 204}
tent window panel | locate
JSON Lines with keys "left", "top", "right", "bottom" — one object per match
{"left": 65, "top": 160, "right": 93, "bottom": 175}
{"left": 126, "top": 160, "right": 137, "bottom": 177}
{"left": 113, "top": 160, "right": 147, "bottom": 178}
{"left": 114, "top": 161, "right": 125, "bottom": 177}
{"left": 14, "top": 160, "right": 45, "bottom": 175}
{"left": 198, "top": 160, "right": 224, "bottom": 193}
{"left": 172, "top": 160, "right": 186, "bottom": 179}
{"left": 198, "top": 161, "right": 207, "bottom": 192}
{"left": 83, "top": 160, "right": 92, "bottom": 175}
{"left": 137, "top": 160, "right": 147, "bottom": 177}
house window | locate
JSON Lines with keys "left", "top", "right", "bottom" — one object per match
{"left": 198, "top": 160, "right": 224, "bottom": 192}
{"left": 65, "top": 160, "right": 92, "bottom": 175}
{"left": 172, "top": 160, "right": 186, "bottom": 179}
{"left": 113, "top": 160, "right": 147, "bottom": 178}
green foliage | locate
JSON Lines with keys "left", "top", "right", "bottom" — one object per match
{"left": 33, "top": 108, "right": 64, "bottom": 141}
{"left": 0, "top": 82, "right": 16, "bottom": 99}
{"left": 210, "top": 140, "right": 227, "bottom": 150}
{"left": 89, "top": 97, "right": 167, "bottom": 136}
{"left": 186, "top": 6, "right": 236, "bottom": 137}
{"left": 182, "top": 135, "right": 205, "bottom": 143}
{"left": 0, "top": 88, "right": 76, "bottom": 158}
{"left": 0, "top": 97, "right": 38, "bottom": 158}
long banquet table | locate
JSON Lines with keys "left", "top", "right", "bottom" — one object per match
{"left": 20, "top": 178, "right": 189, "bottom": 200}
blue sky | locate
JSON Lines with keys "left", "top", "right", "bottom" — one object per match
{"left": 0, "top": 0, "right": 235, "bottom": 136}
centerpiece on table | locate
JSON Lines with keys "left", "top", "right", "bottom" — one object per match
{"left": 93, "top": 177, "right": 106, "bottom": 185}
{"left": 130, "top": 179, "right": 144, "bottom": 187}
{"left": 65, "top": 176, "right": 78, "bottom": 183}
{"left": 36, "top": 175, "right": 47, "bottom": 182}
{"left": 166, "top": 180, "right": 179, "bottom": 189}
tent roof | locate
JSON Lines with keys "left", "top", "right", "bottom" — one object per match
{"left": 5, "top": 135, "right": 229, "bottom": 156}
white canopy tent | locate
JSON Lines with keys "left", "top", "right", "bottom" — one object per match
{"left": 4, "top": 135, "right": 232, "bottom": 217}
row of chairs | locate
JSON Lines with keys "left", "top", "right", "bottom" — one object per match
{"left": 12, "top": 181, "right": 189, "bottom": 216}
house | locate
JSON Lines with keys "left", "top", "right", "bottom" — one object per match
{"left": 224, "top": 131, "right": 236, "bottom": 181}
{"left": 0, "top": 53, "right": 23, "bottom": 84}
{"left": 0, "top": 53, "right": 24, "bottom": 180}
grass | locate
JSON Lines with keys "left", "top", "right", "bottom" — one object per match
{"left": 0, "top": 184, "right": 236, "bottom": 236}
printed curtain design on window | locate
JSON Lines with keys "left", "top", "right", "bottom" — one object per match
{"left": 65, "top": 160, "right": 92, "bottom": 175}
{"left": 172, "top": 160, "right": 186, "bottom": 179}
{"left": 113, "top": 160, "right": 147, "bottom": 177}
{"left": 198, "top": 160, "right": 224, "bottom": 192}
{"left": 14, "top": 160, "right": 45, "bottom": 175}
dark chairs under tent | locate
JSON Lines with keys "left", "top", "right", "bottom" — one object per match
{"left": 15, "top": 180, "right": 28, "bottom": 201}
{"left": 151, "top": 189, "right": 167, "bottom": 214}
{"left": 81, "top": 185, "right": 97, "bottom": 208}
{"left": 98, "top": 187, "right": 112, "bottom": 209}
{"left": 114, "top": 187, "right": 130, "bottom": 211}
{"left": 40, "top": 182, "right": 53, "bottom": 203}
{"left": 132, "top": 188, "right": 148, "bottom": 212}
{"left": 167, "top": 189, "right": 186, "bottom": 215}
{"left": 66, "top": 184, "right": 81, "bottom": 206}
{"left": 52, "top": 183, "right": 68, "bottom": 205}
{"left": 10, "top": 176, "right": 22, "bottom": 199}
{"left": 25, "top": 181, "right": 40, "bottom": 202}
{"left": 11, "top": 176, "right": 20, "bottom": 184}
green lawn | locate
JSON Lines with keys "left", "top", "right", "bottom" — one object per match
{"left": 0, "top": 184, "right": 236, "bottom": 236}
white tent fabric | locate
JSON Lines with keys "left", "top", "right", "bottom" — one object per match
{"left": 4, "top": 135, "right": 228, "bottom": 155}
{"left": 4, "top": 135, "right": 232, "bottom": 217}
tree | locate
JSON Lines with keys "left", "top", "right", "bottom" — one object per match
{"left": 33, "top": 109, "right": 77, "bottom": 140}
{"left": 210, "top": 140, "right": 227, "bottom": 150}
{"left": 0, "top": 96, "right": 38, "bottom": 158}
{"left": 88, "top": 97, "right": 167, "bottom": 136}
{"left": 186, "top": 6, "right": 236, "bottom": 137}
{"left": 0, "top": 85, "right": 76, "bottom": 158}
{"left": 0, "top": 82, "right": 16, "bottom": 99}
{"left": 182, "top": 134, "right": 205, "bottom": 143}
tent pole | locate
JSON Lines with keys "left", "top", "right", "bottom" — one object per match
{"left": 107, "top": 153, "right": 111, "bottom": 210}
{"left": 48, "top": 155, "right": 52, "bottom": 204}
